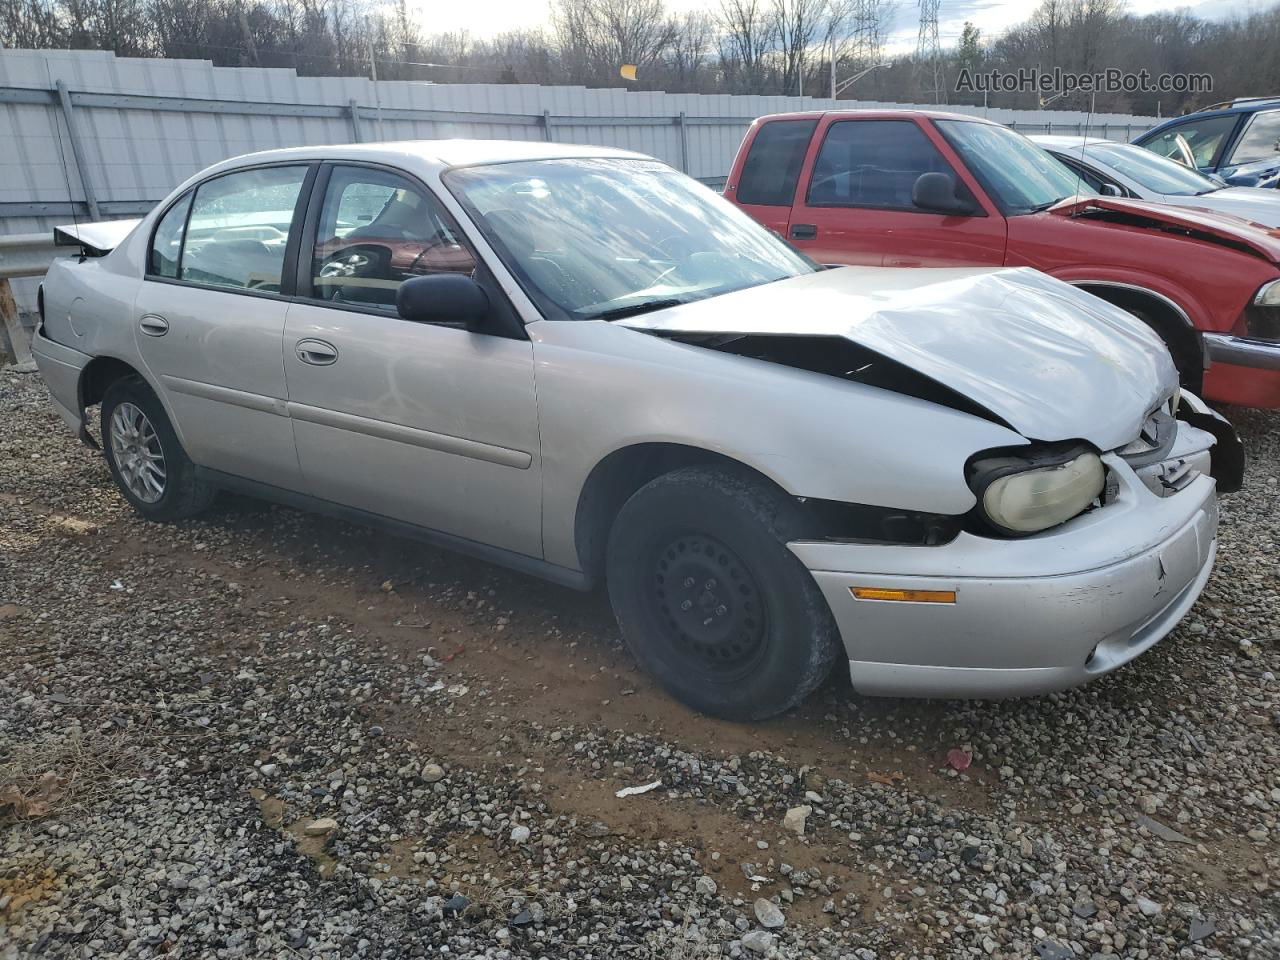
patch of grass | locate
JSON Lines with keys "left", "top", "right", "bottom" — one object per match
{"left": 0, "top": 728, "right": 139, "bottom": 822}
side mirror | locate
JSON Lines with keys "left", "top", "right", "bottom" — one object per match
{"left": 912, "top": 172, "right": 978, "bottom": 216}
{"left": 397, "top": 273, "right": 490, "bottom": 332}
{"left": 1100, "top": 183, "right": 1122, "bottom": 197}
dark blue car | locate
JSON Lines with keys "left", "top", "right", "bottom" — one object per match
{"left": 1133, "top": 97, "right": 1280, "bottom": 188}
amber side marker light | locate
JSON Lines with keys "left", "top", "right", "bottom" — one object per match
{"left": 850, "top": 587, "right": 957, "bottom": 604}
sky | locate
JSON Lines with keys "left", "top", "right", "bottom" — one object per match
{"left": 415, "top": 0, "right": 1268, "bottom": 51}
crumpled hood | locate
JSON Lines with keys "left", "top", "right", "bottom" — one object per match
{"left": 1051, "top": 195, "right": 1280, "bottom": 263}
{"left": 1176, "top": 186, "right": 1280, "bottom": 230}
{"left": 620, "top": 265, "right": 1178, "bottom": 452}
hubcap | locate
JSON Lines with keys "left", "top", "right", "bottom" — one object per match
{"left": 652, "top": 534, "right": 766, "bottom": 676}
{"left": 109, "top": 402, "right": 167, "bottom": 503}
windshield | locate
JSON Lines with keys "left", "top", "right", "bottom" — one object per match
{"left": 444, "top": 158, "right": 816, "bottom": 320}
{"left": 1086, "top": 142, "right": 1220, "bottom": 196}
{"left": 937, "top": 120, "right": 1095, "bottom": 215}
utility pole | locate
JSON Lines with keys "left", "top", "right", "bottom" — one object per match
{"left": 915, "top": 0, "right": 944, "bottom": 105}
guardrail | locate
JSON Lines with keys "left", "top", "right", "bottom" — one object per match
{"left": 0, "top": 233, "right": 59, "bottom": 367}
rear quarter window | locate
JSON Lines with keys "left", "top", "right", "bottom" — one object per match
{"left": 736, "top": 120, "right": 817, "bottom": 206}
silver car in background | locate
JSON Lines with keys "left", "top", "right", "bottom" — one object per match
{"left": 1033, "top": 135, "right": 1280, "bottom": 227}
{"left": 31, "top": 141, "right": 1242, "bottom": 719}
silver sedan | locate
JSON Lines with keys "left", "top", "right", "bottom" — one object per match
{"left": 31, "top": 140, "right": 1242, "bottom": 719}
{"left": 1033, "top": 134, "right": 1280, "bottom": 227}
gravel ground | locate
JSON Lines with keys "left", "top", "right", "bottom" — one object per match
{"left": 1, "top": 370, "right": 1277, "bottom": 960}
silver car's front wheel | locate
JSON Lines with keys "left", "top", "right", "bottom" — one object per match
{"left": 109, "top": 401, "right": 167, "bottom": 502}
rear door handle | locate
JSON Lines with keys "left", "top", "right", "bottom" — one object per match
{"left": 139, "top": 314, "right": 169, "bottom": 337}
{"left": 791, "top": 223, "right": 817, "bottom": 240}
{"left": 295, "top": 339, "right": 338, "bottom": 366}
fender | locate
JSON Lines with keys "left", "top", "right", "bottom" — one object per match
{"left": 1046, "top": 267, "right": 1208, "bottom": 331}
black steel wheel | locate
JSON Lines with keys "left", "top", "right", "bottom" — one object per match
{"left": 606, "top": 464, "right": 841, "bottom": 720}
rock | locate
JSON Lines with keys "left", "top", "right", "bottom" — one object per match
{"left": 1136, "top": 896, "right": 1162, "bottom": 917}
{"left": 442, "top": 894, "right": 469, "bottom": 915}
{"left": 423, "top": 763, "right": 446, "bottom": 783}
{"left": 259, "top": 763, "right": 278, "bottom": 776}
{"left": 1189, "top": 918, "right": 1215, "bottom": 942}
{"left": 754, "top": 898, "right": 785, "bottom": 928}
{"left": 1135, "top": 814, "right": 1193, "bottom": 844}
{"left": 510, "top": 825, "right": 530, "bottom": 844}
{"left": 695, "top": 876, "right": 718, "bottom": 896}
{"left": 742, "top": 930, "right": 775, "bottom": 954}
{"left": 303, "top": 817, "right": 338, "bottom": 837}
{"left": 782, "top": 804, "right": 812, "bottom": 836}
{"left": 581, "top": 820, "right": 611, "bottom": 837}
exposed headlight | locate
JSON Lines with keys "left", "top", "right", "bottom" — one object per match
{"left": 1254, "top": 279, "right": 1280, "bottom": 307}
{"left": 1247, "top": 280, "right": 1280, "bottom": 339}
{"left": 968, "top": 448, "right": 1105, "bottom": 536}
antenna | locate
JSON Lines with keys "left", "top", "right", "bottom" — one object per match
{"left": 916, "top": 0, "right": 944, "bottom": 105}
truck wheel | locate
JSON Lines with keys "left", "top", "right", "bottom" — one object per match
{"left": 101, "top": 376, "right": 216, "bottom": 521}
{"left": 605, "top": 465, "right": 840, "bottom": 720}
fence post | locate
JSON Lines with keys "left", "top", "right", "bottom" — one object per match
{"left": 677, "top": 112, "right": 689, "bottom": 173}
{"left": 541, "top": 110, "right": 553, "bottom": 142}
{"left": 0, "top": 279, "right": 33, "bottom": 368}
{"left": 348, "top": 100, "right": 364, "bottom": 142}
{"left": 54, "top": 80, "right": 100, "bottom": 221}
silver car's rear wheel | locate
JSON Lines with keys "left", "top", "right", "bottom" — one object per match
{"left": 100, "top": 376, "right": 215, "bottom": 521}
{"left": 108, "top": 401, "right": 167, "bottom": 503}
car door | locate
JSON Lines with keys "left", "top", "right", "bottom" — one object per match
{"left": 282, "top": 162, "right": 542, "bottom": 558}
{"left": 788, "top": 117, "right": 1006, "bottom": 267}
{"left": 134, "top": 163, "right": 314, "bottom": 488}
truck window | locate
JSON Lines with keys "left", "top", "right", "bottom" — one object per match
{"left": 807, "top": 119, "right": 956, "bottom": 211}
{"left": 736, "top": 120, "right": 817, "bottom": 206}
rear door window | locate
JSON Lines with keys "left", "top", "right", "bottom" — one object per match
{"left": 807, "top": 119, "right": 959, "bottom": 211}
{"left": 148, "top": 192, "right": 192, "bottom": 278}
{"left": 736, "top": 120, "right": 817, "bottom": 206}
{"left": 179, "top": 166, "right": 309, "bottom": 293}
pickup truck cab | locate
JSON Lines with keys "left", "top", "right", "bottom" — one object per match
{"left": 725, "top": 110, "right": 1280, "bottom": 408}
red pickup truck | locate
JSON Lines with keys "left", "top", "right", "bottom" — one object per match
{"left": 725, "top": 110, "right": 1280, "bottom": 408}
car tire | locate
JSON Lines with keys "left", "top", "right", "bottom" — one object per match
{"left": 101, "top": 376, "right": 216, "bottom": 521}
{"left": 1127, "top": 307, "right": 1203, "bottom": 393}
{"left": 605, "top": 464, "right": 841, "bottom": 720}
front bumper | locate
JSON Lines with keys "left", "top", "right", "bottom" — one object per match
{"left": 790, "top": 453, "right": 1218, "bottom": 699}
{"left": 1202, "top": 333, "right": 1280, "bottom": 408}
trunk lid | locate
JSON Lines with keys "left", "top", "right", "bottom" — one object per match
{"left": 619, "top": 265, "right": 1177, "bottom": 452}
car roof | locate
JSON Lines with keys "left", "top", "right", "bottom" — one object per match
{"left": 754, "top": 108, "right": 999, "bottom": 125}
{"left": 1143, "top": 101, "right": 1279, "bottom": 136}
{"left": 1030, "top": 135, "right": 1141, "bottom": 152}
{"left": 200, "top": 139, "right": 652, "bottom": 176}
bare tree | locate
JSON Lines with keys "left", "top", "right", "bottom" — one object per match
{"left": 717, "top": 0, "right": 775, "bottom": 93}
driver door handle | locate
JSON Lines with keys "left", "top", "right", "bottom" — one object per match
{"left": 791, "top": 223, "right": 817, "bottom": 240}
{"left": 296, "top": 339, "right": 339, "bottom": 366}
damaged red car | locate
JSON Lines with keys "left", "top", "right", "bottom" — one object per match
{"left": 726, "top": 110, "right": 1280, "bottom": 408}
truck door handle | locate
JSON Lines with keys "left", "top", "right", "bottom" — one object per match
{"left": 295, "top": 339, "right": 338, "bottom": 366}
{"left": 791, "top": 224, "right": 817, "bottom": 240}
{"left": 139, "top": 314, "right": 169, "bottom": 337}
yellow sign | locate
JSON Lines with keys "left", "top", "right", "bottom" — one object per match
{"left": 620, "top": 64, "right": 637, "bottom": 81}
